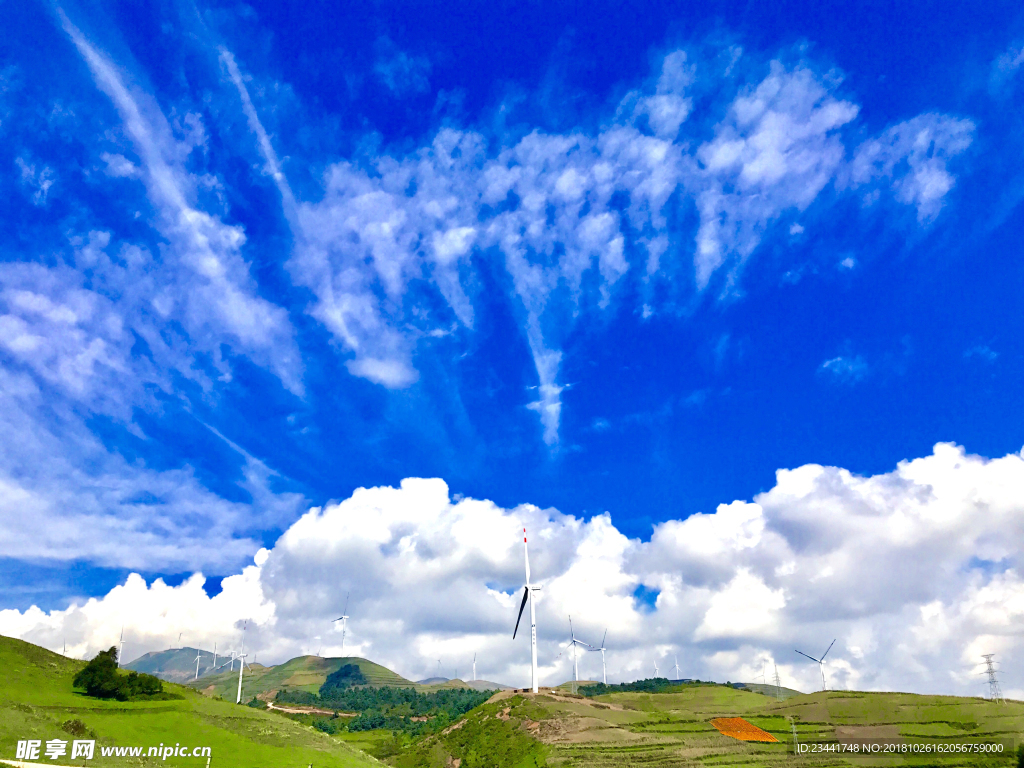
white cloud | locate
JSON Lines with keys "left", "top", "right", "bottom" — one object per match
{"left": 694, "top": 62, "right": 859, "bottom": 290}
{"left": 373, "top": 38, "right": 431, "bottom": 96}
{"left": 820, "top": 354, "right": 868, "bottom": 383}
{"left": 989, "top": 41, "right": 1024, "bottom": 95}
{"left": 15, "top": 156, "right": 56, "bottom": 206}
{"left": 219, "top": 47, "right": 969, "bottom": 444}
{"left": 849, "top": 114, "right": 975, "bottom": 222}
{"left": 59, "top": 13, "right": 303, "bottom": 396}
{"left": 6, "top": 443, "right": 1022, "bottom": 697}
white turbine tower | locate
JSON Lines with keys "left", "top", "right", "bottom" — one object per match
{"left": 235, "top": 651, "right": 252, "bottom": 704}
{"left": 473, "top": 653, "right": 477, "bottom": 682}
{"left": 653, "top": 659, "right": 659, "bottom": 678}
{"left": 194, "top": 648, "right": 203, "bottom": 680}
{"left": 796, "top": 640, "right": 835, "bottom": 692}
{"left": 513, "top": 527, "right": 542, "bottom": 693}
{"left": 562, "top": 616, "right": 592, "bottom": 684}
{"left": 333, "top": 593, "right": 350, "bottom": 654}
{"left": 117, "top": 627, "right": 125, "bottom": 668}
{"left": 212, "top": 642, "right": 218, "bottom": 671}
{"left": 673, "top": 655, "right": 681, "bottom": 681}
{"left": 588, "top": 630, "right": 609, "bottom": 685}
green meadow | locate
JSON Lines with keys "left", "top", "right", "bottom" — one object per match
{"left": 373, "top": 684, "right": 1022, "bottom": 767}
{"left": 0, "top": 636, "right": 377, "bottom": 768}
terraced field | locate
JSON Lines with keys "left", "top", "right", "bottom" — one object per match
{"left": 390, "top": 683, "right": 1022, "bottom": 767}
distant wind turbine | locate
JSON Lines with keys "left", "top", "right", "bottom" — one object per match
{"left": 512, "top": 527, "right": 542, "bottom": 693}
{"left": 587, "top": 630, "right": 609, "bottom": 684}
{"left": 333, "top": 593, "right": 350, "bottom": 654}
{"left": 796, "top": 640, "right": 835, "bottom": 692}
{"left": 562, "top": 617, "right": 592, "bottom": 683}
{"left": 212, "top": 642, "right": 218, "bottom": 670}
{"left": 472, "top": 653, "right": 477, "bottom": 682}
{"left": 673, "top": 655, "right": 681, "bottom": 681}
{"left": 117, "top": 627, "right": 125, "bottom": 668}
{"left": 653, "top": 658, "right": 659, "bottom": 678}
{"left": 194, "top": 648, "right": 204, "bottom": 680}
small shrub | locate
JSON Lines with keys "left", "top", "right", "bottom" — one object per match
{"left": 61, "top": 719, "right": 91, "bottom": 737}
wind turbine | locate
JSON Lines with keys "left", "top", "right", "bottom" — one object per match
{"left": 212, "top": 642, "right": 218, "bottom": 670}
{"left": 562, "top": 617, "right": 592, "bottom": 683}
{"left": 673, "top": 655, "right": 681, "bottom": 681}
{"left": 235, "top": 652, "right": 252, "bottom": 704}
{"left": 587, "top": 630, "right": 609, "bottom": 684}
{"left": 472, "top": 653, "right": 477, "bottom": 682}
{"left": 796, "top": 640, "right": 835, "bottom": 692}
{"left": 333, "top": 593, "right": 350, "bottom": 654}
{"left": 653, "top": 658, "right": 660, "bottom": 678}
{"left": 194, "top": 648, "right": 203, "bottom": 680}
{"left": 117, "top": 627, "right": 125, "bottom": 668}
{"left": 512, "top": 527, "right": 542, "bottom": 693}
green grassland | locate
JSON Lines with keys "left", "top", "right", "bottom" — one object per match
{"left": 0, "top": 635, "right": 377, "bottom": 768}
{"left": 376, "top": 684, "right": 1022, "bottom": 768}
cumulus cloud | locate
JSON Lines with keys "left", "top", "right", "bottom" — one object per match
{"left": 6, "top": 444, "right": 1022, "bottom": 698}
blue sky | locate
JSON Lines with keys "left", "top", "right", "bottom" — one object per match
{"left": 1, "top": 0, "right": 1024, "bottom": 692}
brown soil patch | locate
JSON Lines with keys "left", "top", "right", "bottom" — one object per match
{"left": 710, "top": 717, "right": 779, "bottom": 742}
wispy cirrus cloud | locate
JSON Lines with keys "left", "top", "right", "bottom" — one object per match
{"left": 223, "top": 46, "right": 971, "bottom": 443}
{"left": 59, "top": 11, "right": 303, "bottom": 397}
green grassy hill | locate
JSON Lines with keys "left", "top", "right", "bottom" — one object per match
{"left": 0, "top": 635, "right": 377, "bottom": 768}
{"left": 388, "top": 683, "right": 1023, "bottom": 767}
{"left": 189, "top": 655, "right": 416, "bottom": 701}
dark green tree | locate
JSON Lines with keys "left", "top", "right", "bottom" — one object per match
{"left": 72, "top": 647, "right": 163, "bottom": 701}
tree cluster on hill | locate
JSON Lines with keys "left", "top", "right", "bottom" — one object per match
{"left": 72, "top": 647, "right": 169, "bottom": 701}
{"left": 578, "top": 677, "right": 689, "bottom": 696}
{"left": 276, "top": 684, "right": 493, "bottom": 736}
{"left": 320, "top": 663, "right": 367, "bottom": 697}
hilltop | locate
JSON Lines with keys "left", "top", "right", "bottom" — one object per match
{"left": 188, "top": 654, "right": 416, "bottom": 700}
{"left": 0, "top": 635, "right": 376, "bottom": 768}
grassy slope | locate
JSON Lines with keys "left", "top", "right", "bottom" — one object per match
{"left": 0, "top": 636, "right": 378, "bottom": 768}
{"left": 384, "top": 684, "right": 1023, "bottom": 768}
{"left": 190, "top": 655, "right": 416, "bottom": 701}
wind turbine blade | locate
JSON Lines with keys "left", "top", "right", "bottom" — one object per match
{"left": 523, "top": 528, "right": 531, "bottom": 584}
{"left": 343, "top": 592, "right": 349, "bottom": 617}
{"left": 795, "top": 650, "right": 820, "bottom": 663}
{"left": 820, "top": 639, "right": 836, "bottom": 662}
{"left": 601, "top": 629, "right": 608, "bottom": 648}
{"left": 512, "top": 586, "right": 529, "bottom": 639}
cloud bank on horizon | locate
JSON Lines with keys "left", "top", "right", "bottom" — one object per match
{"left": 3, "top": 442, "right": 1022, "bottom": 698}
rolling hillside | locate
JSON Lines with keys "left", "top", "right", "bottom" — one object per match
{"left": 389, "top": 683, "right": 1023, "bottom": 767}
{"left": 0, "top": 635, "right": 377, "bottom": 768}
{"left": 189, "top": 654, "right": 416, "bottom": 700}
